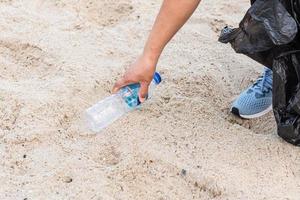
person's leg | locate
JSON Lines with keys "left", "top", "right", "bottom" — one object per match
{"left": 231, "top": 67, "right": 272, "bottom": 119}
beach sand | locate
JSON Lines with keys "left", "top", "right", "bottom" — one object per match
{"left": 0, "top": 0, "right": 300, "bottom": 199}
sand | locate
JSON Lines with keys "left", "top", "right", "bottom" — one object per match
{"left": 0, "top": 0, "right": 300, "bottom": 199}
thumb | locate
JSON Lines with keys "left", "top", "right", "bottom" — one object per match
{"left": 112, "top": 78, "right": 130, "bottom": 93}
{"left": 138, "top": 82, "right": 150, "bottom": 103}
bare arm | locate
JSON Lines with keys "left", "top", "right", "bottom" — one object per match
{"left": 144, "top": 0, "right": 201, "bottom": 61}
{"left": 113, "top": 0, "right": 201, "bottom": 102}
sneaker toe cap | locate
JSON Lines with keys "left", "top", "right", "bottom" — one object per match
{"left": 231, "top": 93, "right": 272, "bottom": 116}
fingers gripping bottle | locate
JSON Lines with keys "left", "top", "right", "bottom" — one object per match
{"left": 85, "top": 72, "right": 162, "bottom": 132}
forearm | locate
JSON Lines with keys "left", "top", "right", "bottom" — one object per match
{"left": 143, "top": 0, "right": 201, "bottom": 61}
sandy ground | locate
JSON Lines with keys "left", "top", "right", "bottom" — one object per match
{"left": 0, "top": 0, "right": 300, "bottom": 199}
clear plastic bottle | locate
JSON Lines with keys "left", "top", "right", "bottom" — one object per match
{"left": 85, "top": 72, "right": 162, "bottom": 132}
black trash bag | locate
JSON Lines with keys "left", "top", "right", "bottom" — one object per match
{"left": 219, "top": 0, "right": 298, "bottom": 66}
{"left": 219, "top": 0, "right": 300, "bottom": 146}
{"left": 273, "top": 51, "right": 300, "bottom": 145}
{"left": 219, "top": 0, "right": 297, "bottom": 52}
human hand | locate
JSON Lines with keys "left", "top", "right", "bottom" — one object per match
{"left": 112, "top": 54, "right": 157, "bottom": 103}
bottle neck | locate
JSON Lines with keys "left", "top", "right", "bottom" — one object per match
{"left": 148, "top": 80, "right": 158, "bottom": 98}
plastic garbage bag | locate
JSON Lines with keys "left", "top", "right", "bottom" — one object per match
{"left": 219, "top": 0, "right": 300, "bottom": 146}
{"left": 273, "top": 51, "right": 300, "bottom": 145}
{"left": 219, "top": 0, "right": 298, "bottom": 66}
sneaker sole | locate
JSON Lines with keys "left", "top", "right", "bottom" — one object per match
{"left": 231, "top": 104, "right": 273, "bottom": 119}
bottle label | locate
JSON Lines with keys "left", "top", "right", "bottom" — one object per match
{"left": 120, "top": 83, "right": 141, "bottom": 108}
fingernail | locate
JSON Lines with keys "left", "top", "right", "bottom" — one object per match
{"left": 112, "top": 87, "right": 118, "bottom": 93}
{"left": 140, "top": 97, "right": 145, "bottom": 103}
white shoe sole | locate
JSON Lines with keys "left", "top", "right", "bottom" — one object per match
{"left": 231, "top": 104, "right": 273, "bottom": 119}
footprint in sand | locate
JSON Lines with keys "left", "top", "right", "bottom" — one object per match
{"left": 39, "top": 0, "right": 134, "bottom": 27}
{"left": 81, "top": 144, "right": 121, "bottom": 167}
{"left": 0, "top": 95, "right": 22, "bottom": 131}
{"left": 0, "top": 40, "right": 58, "bottom": 81}
{"left": 0, "top": 0, "right": 13, "bottom": 4}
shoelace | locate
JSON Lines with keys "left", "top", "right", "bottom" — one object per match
{"left": 252, "top": 69, "right": 273, "bottom": 95}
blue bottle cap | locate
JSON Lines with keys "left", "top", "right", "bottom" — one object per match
{"left": 153, "top": 72, "right": 162, "bottom": 85}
